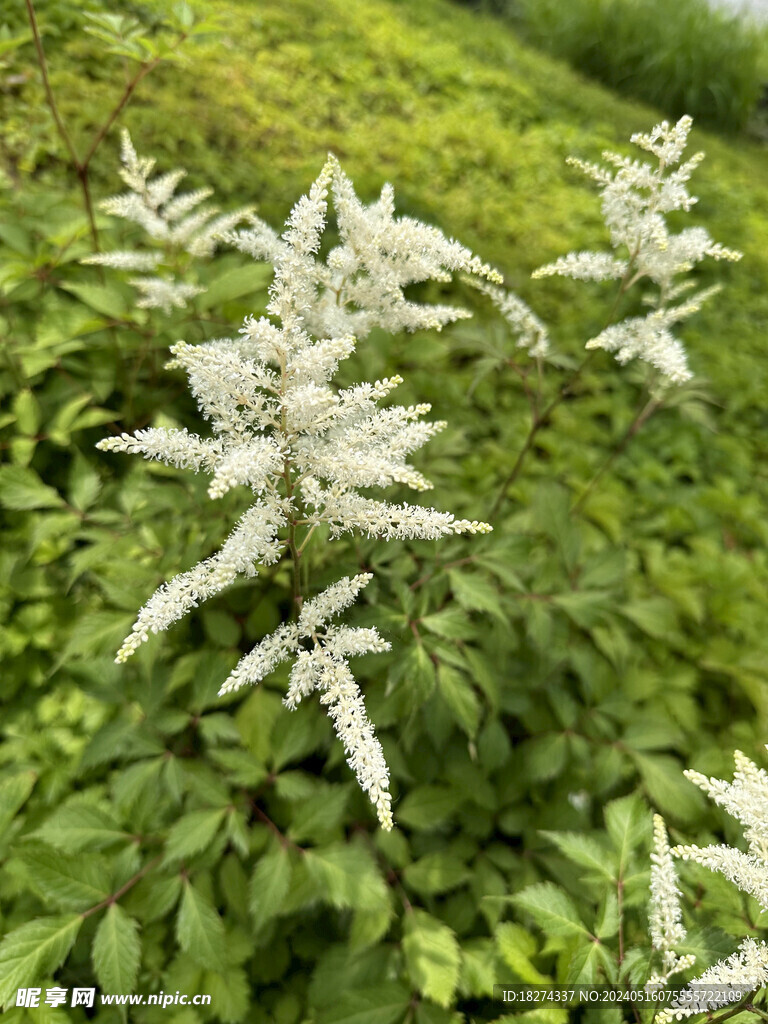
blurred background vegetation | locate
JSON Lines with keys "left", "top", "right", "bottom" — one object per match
{"left": 2, "top": 0, "right": 768, "bottom": 1021}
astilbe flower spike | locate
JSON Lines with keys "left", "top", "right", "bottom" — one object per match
{"left": 97, "top": 153, "right": 493, "bottom": 829}
{"left": 533, "top": 116, "right": 741, "bottom": 384}
{"left": 647, "top": 814, "right": 696, "bottom": 988}
{"left": 83, "top": 130, "right": 253, "bottom": 311}
{"left": 654, "top": 750, "right": 768, "bottom": 1020}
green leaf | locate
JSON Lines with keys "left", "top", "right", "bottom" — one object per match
{"left": 202, "top": 967, "right": 250, "bottom": 1023}
{"left": 0, "top": 466, "right": 63, "bottom": 510}
{"left": 448, "top": 570, "right": 506, "bottom": 621}
{"left": 249, "top": 844, "right": 292, "bottom": 924}
{"left": 512, "top": 883, "right": 591, "bottom": 939}
{"left": 532, "top": 482, "right": 579, "bottom": 573}
{"left": 176, "top": 880, "right": 227, "bottom": 971}
{"left": 595, "top": 891, "right": 619, "bottom": 940}
{"left": 604, "top": 794, "right": 648, "bottom": 877}
{"left": 436, "top": 664, "right": 480, "bottom": 737}
{"left": 403, "top": 909, "right": 460, "bottom": 1009}
{"left": 68, "top": 453, "right": 102, "bottom": 512}
{"left": 305, "top": 842, "right": 388, "bottom": 912}
{"left": 398, "top": 642, "right": 436, "bottom": 707}
{"left": 0, "top": 771, "right": 36, "bottom": 833}
{"left": 164, "top": 807, "right": 226, "bottom": 862}
{"left": 60, "top": 282, "right": 127, "bottom": 319}
{"left": 34, "top": 799, "right": 129, "bottom": 852}
{"left": 19, "top": 843, "right": 110, "bottom": 910}
{"left": 621, "top": 597, "right": 677, "bottom": 640}
{"left": 317, "top": 983, "right": 412, "bottom": 1024}
{"left": 540, "top": 832, "right": 614, "bottom": 880}
{"left": 92, "top": 903, "right": 141, "bottom": 992}
{"left": 633, "top": 753, "right": 702, "bottom": 822}
{"left": 403, "top": 851, "right": 470, "bottom": 896}
{"left": 0, "top": 915, "right": 82, "bottom": 1008}
{"left": 288, "top": 784, "right": 350, "bottom": 843}
{"left": 495, "top": 922, "right": 549, "bottom": 984}
{"left": 397, "top": 785, "right": 462, "bottom": 830}
{"left": 0, "top": 31, "right": 33, "bottom": 59}
{"left": 421, "top": 607, "right": 475, "bottom": 640}
{"left": 197, "top": 263, "right": 271, "bottom": 310}
{"left": 551, "top": 590, "right": 611, "bottom": 629}
{"left": 13, "top": 389, "right": 41, "bottom": 435}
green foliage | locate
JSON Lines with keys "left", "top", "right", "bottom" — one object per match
{"left": 3, "top": 0, "right": 768, "bottom": 1021}
{"left": 474, "top": 0, "right": 766, "bottom": 132}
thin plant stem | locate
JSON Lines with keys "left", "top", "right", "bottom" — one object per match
{"left": 80, "top": 854, "right": 162, "bottom": 919}
{"left": 491, "top": 244, "right": 644, "bottom": 518}
{"left": 490, "top": 350, "right": 594, "bottom": 517}
{"left": 24, "top": 0, "right": 80, "bottom": 169}
{"left": 706, "top": 991, "right": 759, "bottom": 1024}
{"left": 570, "top": 393, "right": 660, "bottom": 515}
{"left": 25, "top": 0, "right": 187, "bottom": 250}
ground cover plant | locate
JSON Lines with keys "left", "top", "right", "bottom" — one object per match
{"left": 2, "top": 1, "right": 768, "bottom": 1022}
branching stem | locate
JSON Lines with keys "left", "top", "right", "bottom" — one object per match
{"left": 24, "top": 0, "right": 186, "bottom": 250}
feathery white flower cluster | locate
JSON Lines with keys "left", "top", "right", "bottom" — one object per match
{"left": 83, "top": 130, "right": 252, "bottom": 311}
{"left": 653, "top": 750, "right": 768, "bottom": 1020}
{"left": 534, "top": 116, "right": 741, "bottom": 383}
{"left": 225, "top": 154, "right": 501, "bottom": 338}
{"left": 648, "top": 815, "right": 696, "bottom": 987}
{"left": 98, "top": 154, "right": 493, "bottom": 828}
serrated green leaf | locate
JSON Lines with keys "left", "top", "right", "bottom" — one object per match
{"left": 403, "top": 909, "right": 460, "bottom": 1008}
{"left": 202, "top": 966, "right": 250, "bottom": 1023}
{"left": 164, "top": 807, "right": 226, "bottom": 862}
{"left": 92, "top": 903, "right": 141, "bottom": 992}
{"left": 19, "top": 843, "right": 110, "bottom": 910}
{"left": 305, "top": 842, "right": 388, "bottom": 912}
{"left": 512, "top": 882, "right": 591, "bottom": 939}
{"left": 0, "top": 466, "right": 63, "bottom": 510}
{"left": 541, "top": 831, "right": 614, "bottom": 880}
{"left": 436, "top": 664, "right": 480, "bottom": 738}
{"left": 495, "top": 922, "right": 549, "bottom": 984}
{"left": 288, "top": 785, "right": 349, "bottom": 843}
{"left": 399, "top": 642, "right": 436, "bottom": 707}
{"left": 0, "top": 771, "right": 36, "bottom": 833}
{"left": 176, "top": 880, "right": 227, "bottom": 971}
{"left": 633, "top": 753, "right": 702, "bottom": 822}
{"left": 60, "top": 282, "right": 127, "bottom": 319}
{"left": 421, "top": 607, "right": 475, "bottom": 640}
{"left": 397, "top": 785, "right": 461, "bottom": 830}
{"left": 403, "top": 851, "right": 470, "bottom": 896}
{"left": 249, "top": 843, "right": 292, "bottom": 924}
{"left": 448, "top": 569, "right": 506, "bottom": 621}
{"left": 34, "top": 799, "right": 128, "bottom": 852}
{"left": 604, "top": 793, "right": 648, "bottom": 877}
{"left": 317, "top": 983, "right": 412, "bottom": 1024}
{"left": 0, "top": 915, "right": 82, "bottom": 1008}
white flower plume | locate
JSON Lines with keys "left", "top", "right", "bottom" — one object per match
{"left": 98, "top": 156, "right": 493, "bottom": 828}
{"left": 534, "top": 116, "right": 741, "bottom": 383}
{"left": 655, "top": 749, "right": 768, "bottom": 1018}
{"left": 82, "top": 130, "right": 252, "bottom": 310}
{"left": 656, "top": 939, "right": 768, "bottom": 1021}
{"left": 648, "top": 815, "right": 695, "bottom": 987}
{"left": 226, "top": 152, "right": 502, "bottom": 338}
